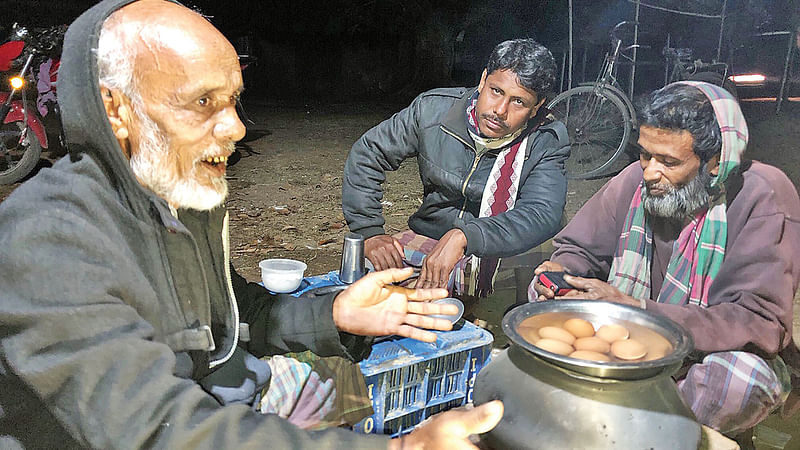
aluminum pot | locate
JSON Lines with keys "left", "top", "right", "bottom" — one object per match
{"left": 474, "top": 300, "right": 701, "bottom": 450}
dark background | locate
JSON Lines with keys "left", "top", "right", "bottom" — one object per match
{"left": 2, "top": 0, "right": 798, "bottom": 103}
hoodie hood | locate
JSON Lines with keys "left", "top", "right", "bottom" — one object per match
{"left": 59, "top": 0, "right": 181, "bottom": 217}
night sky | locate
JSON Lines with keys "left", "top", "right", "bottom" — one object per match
{"left": 2, "top": 0, "right": 797, "bottom": 102}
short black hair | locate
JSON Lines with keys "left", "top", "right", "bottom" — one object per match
{"left": 486, "top": 39, "right": 556, "bottom": 97}
{"left": 637, "top": 83, "right": 722, "bottom": 163}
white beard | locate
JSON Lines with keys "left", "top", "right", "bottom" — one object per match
{"left": 128, "top": 104, "right": 229, "bottom": 211}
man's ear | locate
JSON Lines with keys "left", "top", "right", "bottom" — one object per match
{"left": 100, "top": 85, "right": 133, "bottom": 157}
{"left": 477, "top": 69, "right": 488, "bottom": 92}
{"left": 529, "top": 95, "right": 547, "bottom": 119}
{"left": 707, "top": 153, "right": 721, "bottom": 176}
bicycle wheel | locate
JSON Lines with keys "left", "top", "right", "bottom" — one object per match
{"left": 547, "top": 85, "right": 632, "bottom": 179}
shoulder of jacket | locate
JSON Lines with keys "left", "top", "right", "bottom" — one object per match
{"left": 739, "top": 161, "right": 800, "bottom": 218}
{"left": 530, "top": 119, "right": 569, "bottom": 145}
{"left": 416, "top": 87, "right": 469, "bottom": 102}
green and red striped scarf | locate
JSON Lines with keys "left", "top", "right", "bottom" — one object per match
{"left": 607, "top": 81, "right": 747, "bottom": 307}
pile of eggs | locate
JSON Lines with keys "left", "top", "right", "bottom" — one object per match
{"left": 532, "top": 318, "right": 650, "bottom": 362}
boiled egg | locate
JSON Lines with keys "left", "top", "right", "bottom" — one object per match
{"left": 538, "top": 326, "right": 576, "bottom": 345}
{"left": 596, "top": 324, "right": 630, "bottom": 343}
{"left": 563, "top": 318, "right": 595, "bottom": 338}
{"left": 534, "top": 338, "right": 574, "bottom": 355}
{"left": 611, "top": 339, "right": 647, "bottom": 360}
{"left": 569, "top": 350, "right": 612, "bottom": 362}
{"left": 573, "top": 336, "right": 611, "bottom": 354}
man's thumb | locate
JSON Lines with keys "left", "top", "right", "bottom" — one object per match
{"left": 466, "top": 400, "right": 504, "bottom": 435}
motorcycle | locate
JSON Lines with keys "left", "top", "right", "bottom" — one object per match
{"left": 0, "top": 24, "right": 65, "bottom": 185}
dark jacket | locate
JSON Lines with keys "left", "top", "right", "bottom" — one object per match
{"left": 343, "top": 87, "right": 570, "bottom": 257}
{"left": 0, "top": 0, "right": 384, "bottom": 448}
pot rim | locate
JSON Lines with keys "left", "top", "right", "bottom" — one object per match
{"left": 503, "top": 300, "right": 694, "bottom": 380}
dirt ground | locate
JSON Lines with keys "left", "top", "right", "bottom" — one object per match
{"left": 1, "top": 97, "right": 799, "bottom": 448}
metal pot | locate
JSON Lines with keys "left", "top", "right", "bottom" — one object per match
{"left": 474, "top": 300, "right": 701, "bottom": 450}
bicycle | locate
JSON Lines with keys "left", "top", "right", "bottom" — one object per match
{"left": 547, "top": 22, "right": 640, "bottom": 179}
{"left": 662, "top": 42, "right": 737, "bottom": 98}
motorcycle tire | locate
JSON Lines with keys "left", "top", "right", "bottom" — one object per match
{"left": 0, "top": 120, "right": 43, "bottom": 185}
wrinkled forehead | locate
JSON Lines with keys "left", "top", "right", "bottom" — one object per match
{"left": 110, "top": 1, "right": 241, "bottom": 100}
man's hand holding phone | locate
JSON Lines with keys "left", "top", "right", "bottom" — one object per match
{"left": 532, "top": 261, "right": 572, "bottom": 300}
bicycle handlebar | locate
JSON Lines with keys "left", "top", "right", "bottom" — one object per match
{"left": 610, "top": 21, "right": 639, "bottom": 41}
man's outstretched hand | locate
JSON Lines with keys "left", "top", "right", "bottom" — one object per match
{"left": 332, "top": 267, "right": 458, "bottom": 342}
{"left": 388, "top": 400, "right": 504, "bottom": 449}
{"left": 364, "top": 234, "right": 405, "bottom": 271}
{"left": 417, "top": 229, "right": 467, "bottom": 289}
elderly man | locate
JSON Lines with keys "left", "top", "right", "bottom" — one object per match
{"left": 529, "top": 81, "right": 800, "bottom": 437}
{"left": 343, "top": 39, "right": 569, "bottom": 300}
{"left": 0, "top": 0, "right": 503, "bottom": 448}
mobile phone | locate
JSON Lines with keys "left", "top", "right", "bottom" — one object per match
{"left": 537, "top": 271, "right": 574, "bottom": 296}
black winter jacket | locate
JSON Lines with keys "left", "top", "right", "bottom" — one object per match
{"left": 0, "top": 0, "right": 384, "bottom": 448}
{"left": 343, "top": 87, "right": 570, "bottom": 258}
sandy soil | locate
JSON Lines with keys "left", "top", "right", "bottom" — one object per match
{"left": 1, "top": 97, "right": 799, "bottom": 447}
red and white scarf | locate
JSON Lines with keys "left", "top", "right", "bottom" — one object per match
{"left": 462, "top": 92, "right": 532, "bottom": 297}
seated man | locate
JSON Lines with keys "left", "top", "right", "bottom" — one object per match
{"left": 343, "top": 39, "right": 569, "bottom": 299}
{"left": 529, "top": 81, "right": 800, "bottom": 436}
{"left": 0, "top": 1, "right": 502, "bottom": 448}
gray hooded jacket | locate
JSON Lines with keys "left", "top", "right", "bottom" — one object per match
{"left": 0, "top": 0, "right": 384, "bottom": 448}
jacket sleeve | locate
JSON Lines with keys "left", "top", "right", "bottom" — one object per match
{"left": 0, "top": 211, "right": 386, "bottom": 449}
{"left": 342, "top": 94, "right": 423, "bottom": 239}
{"left": 233, "top": 268, "right": 373, "bottom": 361}
{"left": 455, "top": 122, "right": 570, "bottom": 258}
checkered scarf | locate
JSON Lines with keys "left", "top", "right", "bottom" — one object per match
{"left": 607, "top": 82, "right": 748, "bottom": 306}
{"left": 462, "top": 90, "right": 539, "bottom": 297}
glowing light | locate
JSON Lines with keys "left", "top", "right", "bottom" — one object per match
{"left": 9, "top": 76, "right": 24, "bottom": 90}
{"left": 728, "top": 74, "right": 766, "bottom": 85}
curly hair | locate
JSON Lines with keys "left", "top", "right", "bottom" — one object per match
{"left": 637, "top": 83, "right": 722, "bottom": 163}
{"left": 486, "top": 39, "right": 557, "bottom": 97}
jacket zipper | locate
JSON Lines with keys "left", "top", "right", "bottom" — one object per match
{"left": 440, "top": 125, "right": 482, "bottom": 219}
{"left": 210, "top": 211, "right": 240, "bottom": 368}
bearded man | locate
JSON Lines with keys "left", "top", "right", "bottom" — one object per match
{"left": 342, "top": 39, "right": 569, "bottom": 303}
{"left": 0, "top": 0, "right": 503, "bottom": 448}
{"left": 529, "top": 81, "right": 800, "bottom": 437}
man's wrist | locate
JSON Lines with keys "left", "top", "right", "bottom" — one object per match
{"left": 451, "top": 228, "right": 468, "bottom": 254}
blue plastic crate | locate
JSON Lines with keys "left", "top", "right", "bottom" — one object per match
{"left": 352, "top": 321, "right": 493, "bottom": 437}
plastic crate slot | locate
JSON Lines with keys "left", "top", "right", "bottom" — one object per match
{"left": 430, "top": 375, "right": 442, "bottom": 398}
{"left": 386, "top": 409, "right": 423, "bottom": 436}
{"left": 447, "top": 372, "right": 461, "bottom": 394}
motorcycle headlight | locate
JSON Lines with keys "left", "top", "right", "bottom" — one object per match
{"left": 9, "top": 76, "right": 24, "bottom": 90}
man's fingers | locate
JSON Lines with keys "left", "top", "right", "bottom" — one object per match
{"left": 417, "top": 265, "right": 431, "bottom": 289}
{"left": 563, "top": 274, "right": 590, "bottom": 289}
{"left": 406, "top": 301, "right": 458, "bottom": 316}
{"left": 406, "top": 287, "right": 449, "bottom": 302}
{"left": 392, "top": 239, "right": 405, "bottom": 259}
{"left": 404, "top": 314, "right": 454, "bottom": 331}
{"left": 388, "top": 244, "right": 405, "bottom": 269}
{"left": 369, "top": 267, "right": 416, "bottom": 284}
{"left": 394, "top": 324, "right": 438, "bottom": 342}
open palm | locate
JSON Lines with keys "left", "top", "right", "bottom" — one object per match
{"left": 332, "top": 268, "right": 457, "bottom": 342}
